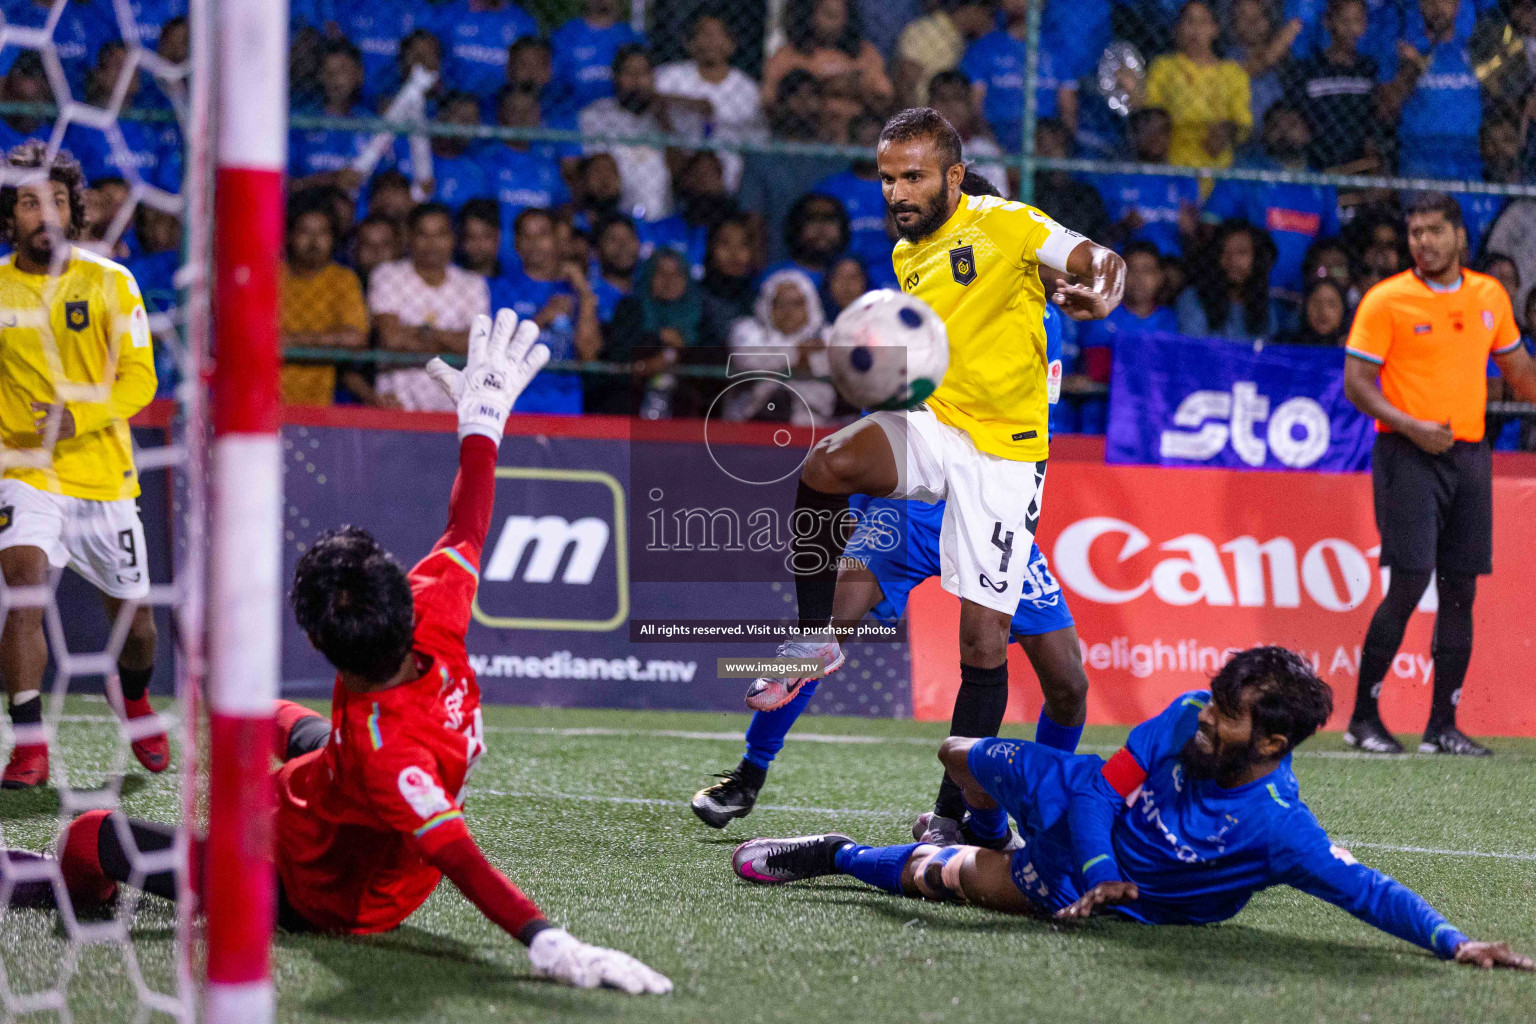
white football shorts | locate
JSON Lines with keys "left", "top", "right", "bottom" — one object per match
{"left": 864, "top": 406, "right": 1047, "bottom": 615}
{"left": 0, "top": 478, "right": 151, "bottom": 599}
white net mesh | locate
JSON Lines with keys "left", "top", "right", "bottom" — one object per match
{"left": 0, "top": 1, "right": 206, "bottom": 1021}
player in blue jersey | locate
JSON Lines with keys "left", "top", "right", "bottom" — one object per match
{"left": 692, "top": 174, "right": 1090, "bottom": 841}
{"left": 730, "top": 645, "right": 1533, "bottom": 971}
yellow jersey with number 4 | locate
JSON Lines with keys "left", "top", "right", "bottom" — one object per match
{"left": 892, "top": 193, "right": 1083, "bottom": 461}
{"left": 0, "top": 247, "right": 156, "bottom": 500}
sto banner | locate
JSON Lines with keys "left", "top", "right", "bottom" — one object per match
{"left": 1106, "top": 334, "right": 1376, "bottom": 472}
{"left": 908, "top": 461, "right": 1536, "bottom": 736}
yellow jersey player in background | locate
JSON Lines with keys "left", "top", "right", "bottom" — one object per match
{"left": 736, "top": 108, "right": 1125, "bottom": 848}
{"left": 0, "top": 142, "right": 165, "bottom": 788}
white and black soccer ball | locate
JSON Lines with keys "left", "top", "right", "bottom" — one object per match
{"left": 826, "top": 290, "right": 949, "bottom": 411}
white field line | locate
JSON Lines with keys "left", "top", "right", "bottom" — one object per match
{"left": 481, "top": 724, "right": 1520, "bottom": 763}
{"left": 469, "top": 787, "right": 1536, "bottom": 863}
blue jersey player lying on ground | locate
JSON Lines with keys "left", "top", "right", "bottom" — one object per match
{"left": 730, "top": 646, "right": 1533, "bottom": 971}
{"left": 694, "top": 249, "right": 1090, "bottom": 848}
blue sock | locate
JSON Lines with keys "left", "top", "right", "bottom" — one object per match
{"left": 1035, "top": 708, "right": 1084, "bottom": 753}
{"left": 742, "top": 679, "right": 820, "bottom": 769}
{"left": 833, "top": 842, "right": 920, "bottom": 895}
{"left": 964, "top": 800, "right": 1009, "bottom": 841}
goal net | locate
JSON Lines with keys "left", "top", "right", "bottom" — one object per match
{"left": 0, "top": 0, "right": 275, "bottom": 1020}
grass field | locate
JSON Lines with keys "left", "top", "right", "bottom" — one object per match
{"left": 2, "top": 696, "right": 1534, "bottom": 1024}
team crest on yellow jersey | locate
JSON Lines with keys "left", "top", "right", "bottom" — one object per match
{"left": 65, "top": 300, "right": 88, "bottom": 331}
{"left": 948, "top": 245, "right": 975, "bottom": 285}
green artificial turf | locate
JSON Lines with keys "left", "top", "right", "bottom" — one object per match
{"left": 2, "top": 697, "right": 1534, "bottom": 1024}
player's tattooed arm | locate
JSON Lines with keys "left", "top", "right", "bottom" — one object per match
{"left": 1053, "top": 241, "right": 1126, "bottom": 322}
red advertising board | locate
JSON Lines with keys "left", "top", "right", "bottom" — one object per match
{"left": 909, "top": 461, "right": 1536, "bottom": 736}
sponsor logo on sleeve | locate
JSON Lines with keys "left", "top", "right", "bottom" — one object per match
{"left": 397, "top": 765, "right": 454, "bottom": 819}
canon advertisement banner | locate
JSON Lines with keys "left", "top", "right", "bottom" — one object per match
{"left": 907, "top": 461, "right": 1536, "bottom": 736}
{"left": 1106, "top": 334, "right": 1376, "bottom": 471}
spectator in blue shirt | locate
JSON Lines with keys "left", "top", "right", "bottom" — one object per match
{"left": 456, "top": 197, "right": 504, "bottom": 278}
{"left": 492, "top": 208, "right": 602, "bottom": 414}
{"left": 123, "top": 202, "right": 182, "bottom": 395}
{"left": 589, "top": 213, "right": 640, "bottom": 324}
{"left": 960, "top": 0, "right": 1079, "bottom": 151}
{"left": 0, "top": 52, "right": 51, "bottom": 153}
{"left": 0, "top": 0, "right": 110, "bottom": 98}
{"left": 308, "top": 1, "right": 430, "bottom": 108}
{"left": 549, "top": 0, "right": 645, "bottom": 121}
{"left": 1204, "top": 103, "right": 1340, "bottom": 298}
{"left": 821, "top": 254, "right": 871, "bottom": 320}
{"left": 1040, "top": 0, "right": 1113, "bottom": 82}
{"left": 812, "top": 115, "right": 892, "bottom": 281}
{"left": 1091, "top": 108, "right": 1201, "bottom": 257}
{"left": 65, "top": 42, "right": 181, "bottom": 190}
{"left": 1227, "top": 0, "right": 1302, "bottom": 140}
{"left": 136, "top": 14, "right": 189, "bottom": 113}
{"left": 764, "top": 193, "right": 850, "bottom": 293}
{"left": 371, "top": 27, "right": 447, "bottom": 111}
{"left": 401, "top": 91, "right": 491, "bottom": 211}
{"left": 432, "top": 0, "right": 538, "bottom": 100}
{"left": 1079, "top": 241, "right": 1179, "bottom": 378}
{"left": 290, "top": 41, "right": 376, "bottom": 193}
{"left": 739, "top": 71, "right": 848, "bottom": 265}
{"left": 1178, "top": 221, "right": 1284, "bottom": 340}
{"left": 484, "top": 84, "right": 573, "bottom": 263}
{"left": 116, "top": 0, "right": 188, "bottom": 49}
{"left": 1446, "top": 118, "right": 1526, "bottom": 257}
{"left": 1376, "top": 0, "right": 1482, "bottom": 179}
{"left": 640, "top": 150, "right": 735, "bottom": 278}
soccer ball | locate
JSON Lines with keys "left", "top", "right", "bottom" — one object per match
{"left": 826, "top": 290, "right": 949, "bottom": 411}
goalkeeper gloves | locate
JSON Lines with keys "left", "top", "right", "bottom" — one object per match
{"left": 526, "top": 927, "right": 673, "bottom": 995}
{"left": 425, "top": 308, "right": 550, "bottom": 445}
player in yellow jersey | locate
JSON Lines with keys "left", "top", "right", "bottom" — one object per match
{"left": 0, "top": 143, "right": 166, "bottom": 788}
{"left": 740, "top": 109, "right": 1125, "bottom": 846}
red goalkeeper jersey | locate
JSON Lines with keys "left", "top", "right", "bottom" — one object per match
{"left": 274, "top": 439, "right": 495, "bottom": 934}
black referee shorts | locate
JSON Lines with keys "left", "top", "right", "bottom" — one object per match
{"left": 1371, "top": 433, "right": 1493, "bottom": 575}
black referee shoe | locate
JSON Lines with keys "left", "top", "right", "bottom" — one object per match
{"left": 1343, "top": 716, "right": 1404, "bottom": 754}
{"left": 1419, "top": 725, "right": 1493, "bottom": 757}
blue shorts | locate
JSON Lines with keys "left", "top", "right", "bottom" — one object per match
{"left": 844, "top": 497, "right": 1074, "bottom": 639}
{"left": 966, "top": 737, "right": 1100, "bottom": 912}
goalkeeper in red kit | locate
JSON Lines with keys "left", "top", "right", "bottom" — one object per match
{"left": 2, "top": 310, "right": 672, "bottom": 995}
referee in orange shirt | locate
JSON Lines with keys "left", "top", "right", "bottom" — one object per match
{"left": 1342, "top": 193, "right": 1536, "bottom": 755}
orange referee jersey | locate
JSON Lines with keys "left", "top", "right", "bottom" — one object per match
{"left": 1345, "top": 269, "right": 1522, "bottom": 443}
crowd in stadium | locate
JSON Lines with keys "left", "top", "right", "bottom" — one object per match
{"left": 4, "top": 0, "right": 1535, "bottom": 442}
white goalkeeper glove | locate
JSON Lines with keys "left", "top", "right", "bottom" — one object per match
{"left": 526, "top": 927, "right": 673, "bottom": 995}
{"left": 425, "top": 308, "right": 550, "bottom": 445}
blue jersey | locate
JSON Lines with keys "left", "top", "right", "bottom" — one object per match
{"left": 1089, "top": 172, "right": 1200, "bottom": 258}
{"left": 314, "top": 1, "right": 429, "bottom": 107}
{"left": 548, "top": 17, "right": 644, "bottom": 120}
{"left": 1378, "top": 34, "right": 1481, "bottom": 180}
{"left": 432, "top": 0, "right": 538, "bottom": 99}
{"left": 1204, "top": 175, "right": 1339, "bottom": 295}
{"left": 490, "top": 267, "right": 583, "bottom": 414}
{"left": 0, "top": 0, "right": 110, "bottom": 96}
{"left": 960, "top": 30, "right": 1071, "bottom": 154}
{"left": 1451, "top": 191, "right": 1505, "bottom": 257}
{"left": 288, "top": 102, "right": 378, "bottom": 179}
{"left": 637, "top": 217, "right": 706, "bottom": 279}
{"left": 588, "top": 269, "right": 629, "bottom": 324}
{"left": 844, "top": 305, "right": 1073, "bottom": 639}
{"left": 811, "top": 171, "right": 891, "bottom": 279}
{"left": 485, "top": 144, "right": 571, "bottom": 265}
{"left": 970, "top": 692, "right": 1471, "bottom": 959}
{"left": 64, "top": 120, "right": 181, "bottom": 190}
{"left": 115, "top": 0, "right": 188, "bottom": 48}
{"left": 1079, "top": 304, "right": 1178, "bottom": 351}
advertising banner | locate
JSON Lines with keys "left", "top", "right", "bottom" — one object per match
{"left": 908, "top": 461, "right": 1536, "bottom": 736}
{"left": 277, "top": 415, "right": 910, "bottom": 718}
{"left": 1106, "top": 334, "right": 1376, "bottom": 472}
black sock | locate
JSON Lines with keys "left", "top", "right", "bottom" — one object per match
{"left": 8, "top": 693, "right": 41, "bottom": 727}
{"left": 97, "top": 813, "right": 179, "bottom": 900}
{"left": 734, "top": 758, "right": 767, "bottom": 791}
{"left": 934, "top": 662, "right": 1009, "bottom": 821}
{"left": 118, "top": 664, "right": 153, "bottom": 703}
{"left": 1354, "top": 570, "right": 1431, "bottom": 722}
{"left": 1427, "top": 574, "right": 1476, "bottom": 732}
{"left": 790, "top": 480, "right": 852, "bottom": 633}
